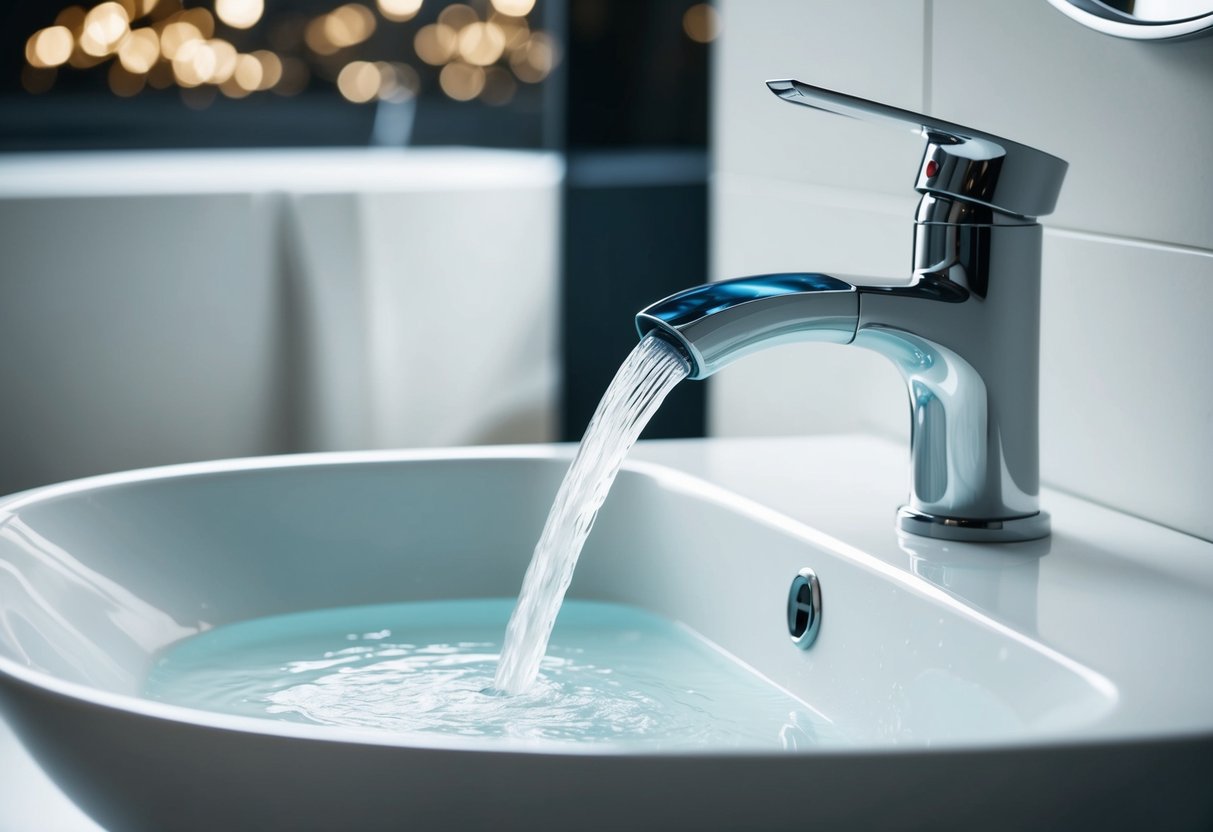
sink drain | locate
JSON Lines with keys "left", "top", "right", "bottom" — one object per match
{"left": 787, "top": 568, "right": 821, "bottom": 649}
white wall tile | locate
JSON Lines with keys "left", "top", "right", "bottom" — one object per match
{"left": 715, "top": 0, "right": 926, "bottom": 195}
{"left": 1040, "top": 231, "right": 1213, "bottom": 540}
{"left": 931, "top": 0, "right": 1213, "bottom": 249}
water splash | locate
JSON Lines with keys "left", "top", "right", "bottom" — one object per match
{"left": 493, "top": 334, "right": 689, "bottom": 694}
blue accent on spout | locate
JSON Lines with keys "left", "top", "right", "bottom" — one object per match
{"left": 643, "top": 273, "right": 854, "bottom": 327}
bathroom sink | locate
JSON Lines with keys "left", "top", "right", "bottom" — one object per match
{"left": 1, "top": 439, "right": 1211, "bottom": 831}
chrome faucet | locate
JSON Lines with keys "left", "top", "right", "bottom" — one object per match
{"left": 636, "top": 80, "right": 1068, "bottom": 543}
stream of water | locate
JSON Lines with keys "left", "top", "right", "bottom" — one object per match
{"left": 492, "top": 333, "right": 690, "bottom": 694}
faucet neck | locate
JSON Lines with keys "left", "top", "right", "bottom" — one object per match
{"left": 857, "top": 220, "right": 1048, "bottom": 541}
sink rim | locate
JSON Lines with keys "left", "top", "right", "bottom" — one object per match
{"left": 0, "top": 443, "right": 1172, "bottom": 758}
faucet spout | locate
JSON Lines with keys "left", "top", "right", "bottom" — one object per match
{"left": 635, "top": 273, "right": 859, "bottom": 380}
{"left": 636, "top": 79, "right": 1064, "bottom": 543}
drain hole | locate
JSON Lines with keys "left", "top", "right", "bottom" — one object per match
{"left": 787, "top": 569, "right": 821, "bottom": 649}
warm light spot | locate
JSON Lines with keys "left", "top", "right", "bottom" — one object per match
{"left": 273, "top": 56, "right": 309, "bottom": 95}
{"left": 215, "top": 0, "right": 264, "bottom": 30}
{"left": 172, "top": 38, "right": 210, "bottom": 86}
{"left": 479, "top": 65, "right": 515, "bottom": 106}
{"left": 375, "top": 61, "right": 418, "bottom": 102}
{"left": 325, "top": 4, "right": 376, "bottom": 48}
{"left": 682, "top": 3, "right": 719, "bottom": 44}
{"left": 458, "top": 21, "right": 505, "bottom": 66}
{"left": 337, "top": 60, "right": 380, "bottom": 103}
{"left": 304, "top": 17, "right": 337, "bottom": 55}
{"left": 135, "top": 0, "right": 161, "bottom": 16}
{"left": 251, "top": 49, "right": 282, "bottom": 90}
{"left": 509, "top": 31, "right": 557, "bottom": 83}
{"left": 178, "top": 7, "right": 215, "bottom": 38}
{"left": 81, "top": 2, "right": 131, "bottom": 56}
{"left": 207, "top": 39, "right": 239, "bottom": 83}
{"left": 55, "top": 6, "right": 88, "bottom": 30}
{"left": 26, "top": 26, "right": 75, "bottom": 69}
{"left": 377, "top": 0, "right": 423, "bottom": 23}
{"left": 118, "top": 27, "right": 159, "bottom": 73}
{"left": 438, "top": 61, "right": 484, "bottom": 101}
{"left": 413, "top": 23, "right": 457, "bottom": 65}
{"left": 490, "top": 0, "right": 535, "bottom": 16}
{"left": 108, "top": 61, "right": 146, "bottom": 96}
{"left": 159, "top": 20, "right": 201, "bottom": 59}
{"left": 20, "top": 65, "right": 57, "bottom": 94}
{"left": 492, "top": 12, "right": 529, "bottom": 50}
{"left": 437, "top": 4, "right": 478, "bottom": 30}
{"left": 232, "top": 53, "right": 262, "bottom": 90}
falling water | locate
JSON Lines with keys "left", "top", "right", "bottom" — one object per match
{"left": 493, "top": 333, "right": 690, "bottom": 694}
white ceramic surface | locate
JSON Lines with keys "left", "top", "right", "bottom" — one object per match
{"left": 1, "top": 436, "right": 1210, "bottom": 830}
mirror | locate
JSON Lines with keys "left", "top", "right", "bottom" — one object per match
{"left": 1046, "top": 0, "right": 1213, "bottom": 39}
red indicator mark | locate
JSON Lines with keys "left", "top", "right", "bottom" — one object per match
{"left": 925, "top": 160, "right": 940, "bottom": 178}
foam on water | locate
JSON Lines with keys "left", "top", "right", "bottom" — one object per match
{"left": 494, "top": 334, "right": 690, "bottom": 694}
{"left": 144, "top": 599, "right": 841, "bottom": 750}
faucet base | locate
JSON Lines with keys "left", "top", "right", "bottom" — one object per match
{"left": 897, "top": 507, "right": 1051, "bottom": 543}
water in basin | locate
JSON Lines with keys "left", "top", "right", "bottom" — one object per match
{"left": 144, "top": 598, "right": 839, "bottom": 750}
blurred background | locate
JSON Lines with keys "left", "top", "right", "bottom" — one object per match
{"left": 0, "top": 0, "right": 715, "bottom": 495}
{"left": 3, "top": 0, "right": 1211, "bottom": 545}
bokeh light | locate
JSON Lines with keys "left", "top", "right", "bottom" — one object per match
{"left": 377, "top": 0, "right": 424, "bottom": 23}
{"left": 215, "top": 0, "right": 264, "bottom": 30}
{"left": 80, "top": 3, "right": 130, "bottom": 57}
{"left": 437, "top": 4, "right": 478, "bottom": 30}
{"left": 232, "top": 53, "right": 261, "bottom": 90}
{"left": 16, "top": 0, "right": 557, "bottom": 109}
{"left": 159, "top": 21, "right": 202, "bottom": 60}
{"left": 118, "top": 28, "right": 160, "bottom": 74}
{"left": 375, "top": 61, "right": 419, "bottom": 102}
{"left": 458, "top": 22, "right": 506, "bottom": 66}
{"left": 251, "top": 49, "right": 282, "bottom": 90}
{"left": 25, "top": 27, "right": 74, "bottom": 69}
{"left": 325, "top": 4, "right": 377, "bottom": 48}
{"left": 336, "top": 59, "right": 379, "bottom": 103}
{"left": 682, "top": 3, "right": 720, "bottom": 44}
{"left": 490, "top": 0, "right": 535, "bottom": 16}
{"left": 414, "top": 23, "right": 457, "bottom": 65}
{"left": 438, "top": 60, "right": 484, "bottom": 101}
{"left": 509, "top": 31, "right": 557, "bottom": 83}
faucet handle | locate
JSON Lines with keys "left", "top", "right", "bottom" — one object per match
{"left": 767, "top": 79, "right": 1068, "bottom": 219}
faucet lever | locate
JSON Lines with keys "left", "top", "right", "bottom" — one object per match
{"left": 767, "top": 79, "right": 1068, "bottom": 219}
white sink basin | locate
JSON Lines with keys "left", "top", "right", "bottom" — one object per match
{"left": 0, "top": 438, "right": 1210, "bottom": 830}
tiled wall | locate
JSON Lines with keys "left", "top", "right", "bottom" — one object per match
{"left": 710, "top": 0, "right": 1213, "bottom": 541}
